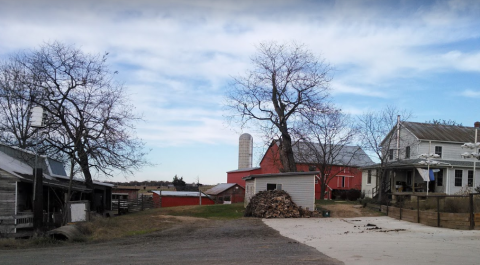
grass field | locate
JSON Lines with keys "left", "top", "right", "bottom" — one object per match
{"left": 0, "top": 203, "right": 246, "bottom": 248}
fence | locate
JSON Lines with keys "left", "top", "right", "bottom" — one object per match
{"left": 111, "top": 195, "right": 157, "bottom": 215}
{"left": 380, "top": 193, "right": 480, "bottom": 230}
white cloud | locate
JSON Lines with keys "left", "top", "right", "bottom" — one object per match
{"left": 461, "top": 89, "right": 480, "bottom": 98}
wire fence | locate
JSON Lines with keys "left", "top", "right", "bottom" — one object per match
{"left": 382, "top": 193, "right": 480, "bottom": 230}
{"left": 111, "top": 195, "right": 158, "bottom": 215}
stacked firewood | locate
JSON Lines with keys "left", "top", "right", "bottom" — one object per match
{"left": 244, "top": 190, "right": 319, "bottom": 218}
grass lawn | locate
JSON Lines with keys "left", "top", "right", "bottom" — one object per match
{"left": 157, "top": 203, "right": 245, "bottom": 219}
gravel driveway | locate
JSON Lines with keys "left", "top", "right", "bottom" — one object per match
{"left": 265, "top": 216, "right": 480, "bottom": 265}
{"left": 0, "top": 218, "right": 342, "bottom": 265}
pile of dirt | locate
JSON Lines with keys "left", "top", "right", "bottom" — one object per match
{"left": 244, "top": 190, "right": 319, "bottom": 218}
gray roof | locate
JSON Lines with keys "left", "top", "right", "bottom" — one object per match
{"left": 292, "top": 142, "right": 374, "bottom": 167}
{"left": 204, "top": 183, "right": 243, "bottom": 195}
{"left": 403, "top": 122, "right": 476, "bottom": 143}
{"left": 363, "top": 158, "right": 477, "bottom": 169}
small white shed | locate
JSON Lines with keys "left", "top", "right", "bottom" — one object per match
{"left": 243, "top": 172, "right": 318, "bottom": 211}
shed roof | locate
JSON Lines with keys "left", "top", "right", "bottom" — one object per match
{"left": 243, "top": 171, "right": 319, "bottom": 181}
{"left": 403, "top": 122, "right": 475, "bottom": 143}
{"left": 152, "top": 191, "right": 209, "bottom": 197}
{"left": 204, "top": 183, "right": 244, "bottom": 195}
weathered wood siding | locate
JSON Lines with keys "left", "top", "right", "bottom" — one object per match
{"left": 0, "top": 169, "right": 17, "bottom": 234}
{"left": 254, "top": 175, "right": 315, "bottom": 210}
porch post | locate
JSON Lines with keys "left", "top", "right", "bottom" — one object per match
{"left": 412, "top": 168, "right": 416, "bottom": 195}
{"left": 33, "top": 168, "right": 43, "bottom": 231}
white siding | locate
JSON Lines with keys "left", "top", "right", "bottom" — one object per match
{"left": 254, "top": 175, "right": 315, "bottom": 210}
{"left": 361, "top": 169, "right": 377, "bottom": 198}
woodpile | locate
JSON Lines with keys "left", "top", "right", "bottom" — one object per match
{"left": 244, "top": 190, "right": 319, "bottom": 218}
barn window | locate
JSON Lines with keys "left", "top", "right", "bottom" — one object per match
{"left": 224, "top": 196, "right": 231, "bottom": 201}
{"left": 267, "top": 183, "right": 282, "bottom": 191}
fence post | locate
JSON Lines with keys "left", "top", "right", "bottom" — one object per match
{"left": 118, "top": 197, "right": 120, "bottom": 216}
{"left": 400, "top": 198, "right": 402, "bottom": 220}
{"left": 417, "top": 196, "right": 420, "bottom": 223}
{"left": 141, "top": 195, "right": 144, "bottom": 211}
{"left": 386, "top": 199, "right": 389, "bottom": 216}
{"left": 470, "top": 193, "right": 474, "bottom": 230}
{"left": 437, "top": 197, "right": 440, "bottom": 227}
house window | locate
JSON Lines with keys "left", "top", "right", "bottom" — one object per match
{"left": 468, "top": 170, "right": 473, "bottom": 187}
{"left": 389, "top": 149, "right": 394, "bottom": 160}
{"left": 455, "top": 170, "right": 463, "bottom": 187}
{"left": 405, "top": 146, "right": 410, "bottom": 159}
{"left": 309, "top": 165, "right": 316, "bottom": 171}
{"left": 367, "top": 170, "right": 372, "bottom": 184}
{"left": 267, "top": 183, "right": 282, "bottom": 191}
{"left": 341, "top": 176, "right": 345, "bottom": 187}
{"left": 437, "top": 169, "right": 443, "bottom": 187}
{"left": 435, "top": 146, "right": 442, "bottom": 158}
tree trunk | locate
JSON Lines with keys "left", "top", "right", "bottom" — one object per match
{"left": 319, "top": 177, "right": 326, "bottom": 200}
{"left": 77, "top": 146, "right": 93, "bottom": 189}
{"left": 278, "top": 133, "right": 297, "bottom": 172}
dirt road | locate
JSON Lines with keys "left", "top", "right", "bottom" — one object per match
{"left": 0, "top": 217, "right": 343, "bottom": 265}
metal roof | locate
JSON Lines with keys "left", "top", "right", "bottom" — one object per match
{"left": 152, "top": 191, "right": 210, "bottom": 197}
{"left": 292, "top": 142, "right": 374, "bottom": 167}
{"left": 204, "top": 183, "right": 243, "bottom": 195}
{"left": 363, "top": 158, "right": 477, "bottom": 169}
{"left": 403, "top": 122, "right": 476, "bottom": 143}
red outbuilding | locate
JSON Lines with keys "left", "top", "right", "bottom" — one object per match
{"left": 152, "top": 191, "right": 215, "bottom": 208}
{"left": 204, "top": 183, "right": 245, "bottom": 204}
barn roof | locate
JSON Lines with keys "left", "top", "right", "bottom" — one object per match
{"left": 293, "top": 142, "right": 374, "bottom": 167}
{"left": 204, "top": 183, "right": 244, "bottom": 196}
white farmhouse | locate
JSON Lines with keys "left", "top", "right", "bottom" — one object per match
{"left": 362, "top": 121, "right": 480, "bottom": 198}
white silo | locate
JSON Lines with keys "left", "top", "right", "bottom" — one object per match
{"left": 238, "top": 133, "right": 253, "bottom": 169}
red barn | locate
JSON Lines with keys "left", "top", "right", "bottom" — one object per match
{"left": 227, "top": 140, "right": 373, "bottom": 200}
{"left": 152, "top": 191, "right": 215, "bottom": 208}
{"left": 226, "top": 167, "right": 262, "bottom": 188}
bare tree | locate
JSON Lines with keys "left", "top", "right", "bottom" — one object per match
{"left": 0, "top": 41, "right": 149, "bottom": 189}
{"left": 357, "top": 106, "right": 412, "bottom": 203}
{"left": 0, "top": 58, "right": 38, "bottom": 149}
{"left": 226, "top": 41, "right": 332, "bottom": 172}
{"left": 295, "top": 108, "right": 363, "bottom": 199}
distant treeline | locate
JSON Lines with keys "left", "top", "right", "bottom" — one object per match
{"left": 105, "top": 180, "right": 200, "bottom": 188}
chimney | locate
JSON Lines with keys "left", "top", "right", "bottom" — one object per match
{"left": 475, "top": 121, "right": 480, "bottom": 128}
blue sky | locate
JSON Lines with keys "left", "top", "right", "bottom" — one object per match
{"left": 1, "top": 0, "right": 479, "bottom": 185}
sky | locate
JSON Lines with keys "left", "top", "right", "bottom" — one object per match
{"left": 0, "top": 0, "right": 479, "bottom": 185}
